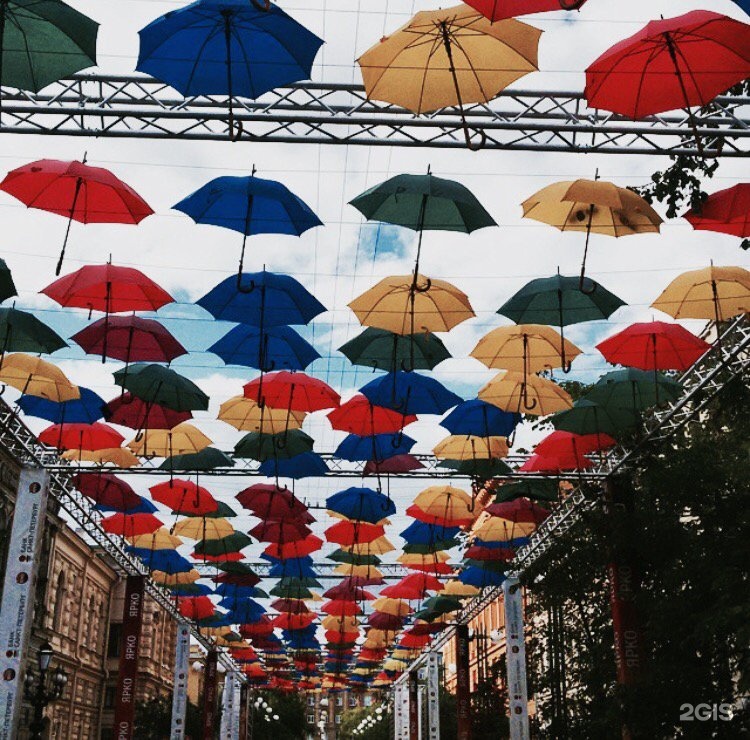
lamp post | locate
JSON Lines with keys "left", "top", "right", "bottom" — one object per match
{"left": 23, "top": 642, "right": 68, "bottom": 740}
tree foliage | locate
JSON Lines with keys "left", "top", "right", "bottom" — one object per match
{"left": 248, "top": 690, "right": 307, "bottom": 740}
{"left": 133, "top": 696, "right": 200, "bottom": 739}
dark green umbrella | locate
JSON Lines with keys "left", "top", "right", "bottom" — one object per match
{"left": 493, "top": 479, "right": 559, "bottom": 503}
{"left": 0, "top": 258, "right": 16, "bottom": 303}
{"left": 113, "top": 363, "right": 209, "bottom": 412}
{"left": 194, "top": 532, "right": 253, "bottom": 557}
{"left": 498, "top": 273, "right": 626, "bottom": 371}
{"left": 159, "top": 447, "right": 235, "bottom": 471}
{"left": 414, "top": 595, "right": 463, "bottom": 622}
{"left": 339, "top": 327, "right": 451, "bottom": 372}
{"left": 328, "top": 549, "right": 380, "bottom": 566}
{"left": 551, "top": 398, "right": 639, "bottom": 438}
{"left": 403, "top": 540, "right": 459, "bottom": 555}
{"left": 277, "top": 575, "right": 322, "bottom": 589}
{"left": 270, "top": 583, "right": 315, "bottom": 599}
{"left": 234, "top": 429, "right": 314, "bottom": 461}
{"left": 0, "top": 306, "right": 67, "bottom": 355}
{"left": 584, "top": 368, "right": 681, "bottom": 411}
{"left": 218, "top": 562, "right": 256, "bottom": 575}
{"left": 0, "top": 0, "right": 98, "bottom": 93}
{"left": 438, "top": 457, "right": 512, "bottom": 478}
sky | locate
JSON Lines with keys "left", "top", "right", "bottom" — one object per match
{"left": 1, "top": 0, "right": 748, "bottom": 594}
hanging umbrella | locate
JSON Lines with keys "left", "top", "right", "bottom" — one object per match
{"left": 652, "top": 265, "right": 750, "bottom": 322}
{"left": 234, "top": 429, "right": 314, "bottom": 460}
{"left": 1, "top": 161, "right": 153, "bottom": 274}
{"left": 325, "top": 521, "right": 385, "bottom": 546}
{"left": 342, "top": 537, "right": 395, "bottom": 557}
{"left": 104, "top": 393, "right": 192, "bottom": 431}
{"left": 359, "top": 371, "right": 462, "bottom": 415}
{"left": 173, "top": 517, "right": 234, "bottom": 540}
{"left": 219, "top": 395, "right": 305, "bottom": 433}
{"left": 0, "top": 258, "right": 16, "bottom": 303}
{"left": 550, "top": 399, "right": 639, "bottom": 438}
{"left": 442, "top": 581, "right": 479, "bottom": 597}
{"left": 250, "top": 520, "right": 311, "bottom": 544}
{"left": 401, "top": 521, "right": 460, "bottom": 548}
{"left": 433, "top": 435, "right": 508, "bottom": 461}
{"left": 264, "top": 534, "right": 323, "bottom": 560}
{"left": 381, "top": 572, "right": 444, "bottom": 599}
{"left": 326, "top": 487, "right": 397, "bottom": 524}
{"left": 411, "top": 487, "right": 474, "bottom": 527}
{"left": 584, "top": 368, "right": 682, "bottom": 411}
{"left": 101, "top": 512, "right": 163, "bottom": 537}
{"left": 683, "top": 185, "right": 750, "bottom": 250}
{"left": 522, "top": 178, "right": 661, "bottom": 287}
{"left": 479, "top": 370, "right": 573, "bottom": 415}
{"left": 194, "top": 532, "right": 253, "bottom": 559}
{"left": 0, "top": 0, "right": 98, "bottom": 92}
{"left": 258, "top": 451, "right": 328, "bottom": 479}
{"left": 328, "top": 395, "right": 416, "bottom": 436}
{"left": 129, "top": 528, "right": 184, "bottom": 550}
{"left": 72, "top": 473, "right": 141, "bottom": 511}
{"left": 520, "top": 451, "right": 593, "bottom": 473}
{"left": 438, "top": 457, "right": 512, "bottom": 478}
{"left": 39, "top": 422, "right": 124, "bottom": 452}
{"left": 128, "top": 422, "right": 212, "bottom": 457}
{"left": 151, "top": 569, "right": 201, "bottom": 587}
{"left": 458, "top": 564, "right": 506, "bottom": 588}
{"left": 150, "top": 479, "right": 218, "bottom": 516}
{"left": 243, "top": 371, "right": 340, "bottom": 411}
{"left": 167, "top": 583, "right": 213, "bottom": 597}
{"left": 596, "top": 322, "right": 710, "bottom": 372}
{"left": 535, "top": 429, "right": 615, "bottom": 462}
{"left": 493, "top": 479, "right": 559, "bottom": 503}
{"left": 357, "top": 6, "right": 541, "bottom": 148}
{"left": 363, "top": 455, "right": 424, "bottom": 476}
{"left": 334, "top": 433, "right": 416, "bottom": 463}
{"left": 137, "top": 0, "right": 323, "bottom": 137}
{"left": 179, "top": 596, "right": 215, "bottom": 621}
{"left": 484, "top": 498, "right": 549, "bottom": 525}
{"left": 0, "top": 353, "right": 78, "bottom": 401}
{"left": 235, "top": 483, "right": 307, "bottom": 516}
{"left": 18, "top": 386, "right": 105, "bottom": 424}
{"left": 321, "top": 600, "right": 362, "bottom": 617}
{"left": 0, "top": 306, "right": 67, "bottom": 356}
{"left": 475, "top": 517, "right": 536, "bottom": 541}
{"left": 339, "top": 328, "right": 451, "bottom": 372}
{"left": 114, "top": 364, "right": 209, "bottom": 412}
{"left": 465, "top": 0, "right": 587, "bottom": 22}
{"left": 498, "top": 272, "right": 625, "bottom": 372}
{"left": 349, "top": 274, "right": 474, "bottom": 335}
{"left": 440, "top": 399, "right": 519, "bottom": 437}
{"left": 159, "top": 447, "right": 235, "bottom": 472}
{"left": 174, "top": 174, "right": 323, "bottom": 281}
{"left": 61, "top": 447, "right": 139, "bottom": 468}
{"left": 209, "top": 324, "right": 319, "bottom": 370}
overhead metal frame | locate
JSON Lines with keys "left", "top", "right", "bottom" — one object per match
{"left": 1, "top": 75, "right": 749, "bottom": 155}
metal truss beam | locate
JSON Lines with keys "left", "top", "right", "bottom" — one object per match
{"left": 1, "top": 75, "right": 749, "bottom": 156}
{"left": 196, "top": 562, "right": 434, "bottom": 581}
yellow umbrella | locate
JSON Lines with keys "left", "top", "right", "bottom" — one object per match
{"left": 652, "top": 265, "right": 750, "bottom": 322}
{"left": 392, "top": 648, "right": 421, "bottom": 660}
{"left": 0, "top": 353, "right": 79, "bottom": 401}
{"left": 349, "top": 274, "right": 474, "bottom": 335}
{"left": 127, "top": 422, "right": 212, "bottom": 457}
{"left": 61, "top": 447, "right": 140, "bottom": 468}
{"left": 151, "top": 569, "right": 201, "bottom": 586}
{"left": 471, "top": 324, "right": 582, "bottom": 372}
{"left": 172, "top": 517, "right": 235, "bottom": 540}
{"left": 479, "top": 370, "right": 573, "bottom": 416}
{"left": 218, "top": 396, "right": 306, "bottom": 433}
{"left": 522, "top": 178, "right": 662, "bottom": 286}
{"left": 342, "top": 536, "right": 395, "bottom": 556}
{"left": 475, "top": 517, "right": 536, "bottom": 541}
{"left": 442, "top": 580, "right": 480, "bottom": 597}
{"left": 333, "top": 564, "right": 385, "bottom": 580}
{"left": 127, "top": 527, "right": 183, "bottom": 549}
{"left": 413, "top": 486, "right": 473, "bottom": 524}
{"left": 372, "top": 598, "right": 412, "bottom": 617}
{"left": 398, "top": 551, "right": 450, "bottom": 566}
{"left": 383, "top": 658, "right": 409, "bottom": 671}
{"left": 433, "top": 435, "right": 508, "bottom": 461}
{"left": 321, "top": 615, "right": 359, "bottom": 632}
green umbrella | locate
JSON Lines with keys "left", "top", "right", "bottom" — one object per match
{"left": 270, "top": 583, "right": 315, "bottom": 599}
{"left": 339, "top": 327, "right": 451, "bottom": 372}
{"left": 403, "top": 541, "right": 459, "bottom": 555}
{"left": 414, "top": 595, "right": 463, "bottom": 622}
{"left": 159, "top": 447, "right": 235, "bottom": 471}
{"left": 438, "top": 457, "right": 512, "bottom": 478}
{"left": 0, "top": 306, "right": 67, "bottom": 355}
{"left": 328, "top": 549, "right": 380, "bottom": 566}
{"left": 584, "top": 368, "right": 681, "bottom": 411}
{"left": 493, "top": 479, "right": 559, "bottom": 503}
{"left": 0, "top": 258, "right": 16, "bottom": 303}
{"left": 218, "top": 562, "right": 256, "bottom": 575}
{"left": 0, "top": 0, "right": 98, "bottom": 93}
{"left": 113, "top": 363, "right": 209, "bottom": 412}
{"left": 498, "top": 273, "right": 626, "bottom": 371}
{"left": 277, "top": 575, "right": 322, "bottom": 589}
{"left": 551, "top": 399, "right": 639, "bottom": 438}
{"left": 194, "top": 532, "right": 253, "bottom": 557}
{"left": 234, "top": 429, "right": 314, "bottom": 461}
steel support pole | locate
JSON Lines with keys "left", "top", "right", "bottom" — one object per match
{"left": 503, "top": 578, "right": 530, "bottom": 740}
{"left": 170, "top": 622, "right": 191, "bottom": 740}
{"left": 455, "top": 624, "right": 472, "bottom": 740}
{"left": 426, "top": 652, "right": 440, "bottom": 740}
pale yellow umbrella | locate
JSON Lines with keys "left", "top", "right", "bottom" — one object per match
{"left": 372, "top": 598, "right": 412, "bottom": 617}
{"left": 218, "top": 396, "right": 306, "bottom": 433}
{"left": 321, "top": 615, "right": 359, "bottom": 632}
{"left": 127, "top": 422, "right": 212, "bottom": 457}
{"left": 342, "top": 536, "right": 395, "bottom": 556}
{"left": 471, "top": 324, "right": 582, "bottom": 372}
{"left": 442, "top": 580, "right": 480, "bottom": 597}
{"left": 392, "top": 648, "right": 421, "bottom": 660}
{"left": 475, "top": 517, "right": 537, "bottom": 541}
{"left": 151, "top": 569, "right": 201, "bottom": 586}
{"left": 127, "top": 527, "right": 183, "bottom": 549}
{"left": 412, "top": 485, "right": 473, "bottom": 524}
{"left": 0, "top": 353, "right": 79, "bottom": 401}
{"left": 522, "top": 178, "right": 662, "bottom": 287}
{"left": 334, "top": 564, "right": 385, "bottom": 580}
{"left": 61, "top": 447, "right": 140, "bottom": 468}
{"left": 383, "top": 658, "right": 409, "bottom": 671}
{"left": 433, "top": 435, "right": 509, "bottom": 461}
{"left": 398, "top": 551, "right": 451, "bottom": 566}
{"left": 652, "top": 265, "right": 750, "bottom": 322}
{"left": 349, "top": 274, "right": 474, "bottom": 335}
{"left": 173, "top": 517, "right": 235, "bottom": 540}
{"left": 479, "top": 370, "right": 573, "bottom": 416}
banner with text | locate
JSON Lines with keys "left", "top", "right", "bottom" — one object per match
{"left": 170, "top": 622, "right": 191, "bottom": 740}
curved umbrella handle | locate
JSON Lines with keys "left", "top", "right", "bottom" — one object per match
{"left": 236, "top": 271, "right": 257, "bottom": 294}
{"left": 463, "top": 126, "right": 487, "bottom": 152}
{"left": 413, "top": 277, "right": 432, "bottom": 294}
{"left": 0, "top": 384, "right": 5, "bottom": 396}
{"left": 251, "top": 0, "right": 271, "bottom": 9}
{"left": 522, "top": 382, "right": 538, "bottom": 412}
{"left": 578, "top": 274, "right": 597, "bottom": 295}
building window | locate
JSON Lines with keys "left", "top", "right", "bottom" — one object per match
{"left": 103, "top": 686, "right": 116, "bottom": 709}
{"left": 364, "top": 695, "right": 373, "bottom": 707}
{"left": 307, "top": 696, "right": 315, "bottom": 706}
{"left": 349, "top": 697, "right": 357, "bottom": 707}
{"left": 335, "top": 695, "right": 343, "bottom": 707}
{"left": 107, "top": 623, "right": 122, "bottom": 658}
{"left": 335, "top": 715, "right": 342, "bottom": 724}
{"left": 307, "top": 714, "right": 315, "bottom": 724}
{"left": 52, "top": 571, "right": 66, "bottom": 631}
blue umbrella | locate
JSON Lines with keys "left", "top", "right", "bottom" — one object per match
{"left": 209, "top": 323, "right": 319, "bottom": 370}
{"left": 174, "top": 174, "right": 323, "bottom": 283}
{"left": 95, "top": 496, "right": 158, "bottom": 515}
{"left": 334, "top": 433, "right": 416, "bottom": 463}
{"left": 259, "top": 451, "right": 328, "bottom": 479}
{"left": 360, "top": 371, "right": 462, "bottom": 415}
{"left": 326, "top": 487, "right": 396, "bottom": 523}
{"left": 198, "top": 270, "right": 325, "bottom": 326}
{"left": 440, "top": 399, "right": 520, "bottom": 437}
{"left": 167, "top": 583, "right": 213, "bottom": 596}
{"left": 458, "top": 565, "right": 506, "bottom": 588}
{"left": 137, "top": 0, "right": 324, "bottom": 134}
{"left": 732, "top": 0, "right": 749, "bottom": 15}
{"left": 197, "top": 612, "right": 234, "bottom": 628}
{"left": 128, "top": 548, "right": 193, "bottom": 574}
{"left": 268, "top": 557, "right": 317, "bottom": 579}
{"left": 215, "top": 583, "right": 266, "bottom": 599}
{"left": 474, "top": 536, "right": 529, "bottom": 550}
{"left": 17, "top": 387, "right": 106, "bottom": 424}
{"left": 400, "top": 520, "right": 460, "bottom": 545}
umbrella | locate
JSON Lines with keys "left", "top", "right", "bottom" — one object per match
{"left": 250, "top": 520, "right": 311, "bottom": 544}
{"left": 104, "top": 393, "right": 192, "bottom": 431}
{"left": 243, "top": 371, "right": 340, "bottom": 412}
{"left": 550, "top": 399, "right": 639, "bottom": 438}
{"left": 484, "top": 498, "right": 549, "bottom": 525}
{"left": 259, "top": 451, "right": 328, "bottom": 479}
{"left": 101, "top": 512, "right": 163, "bottom": 537}
{"left": 433, "top": 435, "right": 509, "bottom": 461}
{"left": 381, "top": 572, "right": 443, "bottom": 599}
{"left": 357, "top": 6, "right": 541, "bottom": 148}
{"left": 328, "top": 549, "right": 380, "bottom": 566}
{"left": 209, "top": 324, "right": 319, "bottom": 370}
{"left": 326, "top": 488, "right": 397, "bottom": 524}
{"left": 534, "top": 429, "right": 615, "bottom": 463}
{"left": 522, "top": 178, "right": 661, "bottom": 287}
{"left": 264, "top": 535, "right": 323, "bottom": 560}
{"left": 321, "top": 601, "right": 362, "bottom": 617}
{"left": 234, "top": 429, "right": 314, "bottom": 460}
{"left": 441, "top": 399, "right": 519, "bottom": 437}
{"left": 0, "top": 306, "right": 67, "bottom": 356}
{"left": 339, "top": 328, "right": 451, "bottom": 372}
{"left": 520, "top": 452, "right": 593, "bottom": 474}
{"left": 596, "top": 322, "right": 710, "bottom": 372}
{"left": 335, "top": 433, "right": 416, "bottom": 463}
{"left": 114, "top": 364, "right": 209, "bottom": 412}
{"left": 174, "top": 174, "right": 323, "bottom": 281}
{"left": 1, "top": 160, "right": 153, "bottom": 274}
{"left": 438, "top": 457, "right": 512, "bottom": 479}
{"left": 465, "top": 0, "right": 587, "bottom": 22}
{"left": 325, "top": 521, "right": 385, "bottom": 546}
{"left": 0, "top": 258, "right": 16, "bottom": 303}
{"left": 159, "top": 447, "right": 235, "bottom": 472}
{"left": 498, "top": 272, "right": 625, "bottom": 371}
{"left": 401, "top": 521, "right": 460, "bottom": 547}
{"left": 150, "top": 479, "right": 218, "bottom": 516}
{"left": 235, "top": 483, "right": 305, "bottom": 515}
{"left": 129, "top": 528, "right": 183, "bottom": 550}
{"left": 472, "top": 324, "right": 582, "bottom": 373}
{"left": 18, "top": 386, "right": 105, "bottom": 424}
{"left": 359, "top": 371, "right": 462, "bottom": 415}
{"left": 683, "top": 185, "right": 749, "bottom": 250}
{"left": 493, "top": 479, "right": 559, "bottom": 503}
{"left": 412, "top": 486, "right": 474, "bottom": 526}
{"left": 152, "top": 569, "right": 201, "bottom": 587}
{"left": 219, "top": 395, "right": 305, "bottom": 433}
{"left": 137, "top": 0, "right": 323, "bottom": 137}
{"left": 39, "top": 422, "right": 124, "bottom": 452}
{"left": 349, "top": 274, "right": 474, "bottom": 335}
{"left": 475, "top": 517, "right": 535, "bottom": 541}
{"left": 364, "top": 455, "right": 424, "bottom": 475}
{"left": 442, "top": 581, "right": 479, "bottom": 597}
{"left": 458, "top": 565, "right": 506, "bottom": 588}
{"left": 173, "top": 517, "right": 234, "bottom": 540}
{"left": 342, "top": 537, "right": 395, "bottom": 557}
{"left": 584, "top": 368, "right": 682, "bottom": 411}
{"left": 0, "top": 353, "right": 78, "bottom": 401}
{"left": 72, "top": 473, "right": 142, "bottom": 511}
{"left": 652, "top": 265, "right": 750, "bottom": 323}
{"left": 61, "top": 447, "right": 139, "bottom": 468}
{"left": 328, "top": 395, "right": 416, "bottom": 436}
{"left": 128, "top": 423, "right": 212, "bottom": 458}
{"left": 478, "top": 370, "right": 573, "bottom": 415}
{"left": 0, "top": 0, "right": 98, "bottom": 92}
{"left": 179, "top": 596, "right": 215, "bottom": 621}
{"left": 194, "top": 532, "right": 253, "bottom": 558}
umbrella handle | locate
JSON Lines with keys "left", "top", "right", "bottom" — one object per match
{"left": 578, "top": 274, "right": 596, "bottom": 295}
{"left": 463, "top": 126, "right": 486, "bottom": 152}
{"left": 741, "top": 238, "right": 749, "bottom": 252}
{"left": 236, "top": 273, "right": 257, "bottom": 295}
{"left": 0, "top": 384, "right": 5, "bottom": 396}
{"left": 413, "top": 277, "right": 432, "bottom": 294}
{"left": 559, "top": 0, "right": 586, "bottom": 8}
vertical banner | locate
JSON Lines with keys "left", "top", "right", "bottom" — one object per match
{"left": 113, "top": 574, "right": 146, "bottom": 740}
{"left": 201, "top": 649, "right": 219, "bottom": 740}
{"left": 408, "top": 671, "right": 419, "bottom": 739}
{"left": 0, "top": 467, "right": 48, "bottom": 740}
{"left": 455, "top": 624, "right": 472, "bottom": 740}
{"left": 220, "top": 671, "right": 235, "bottom": 739}
{"left": 503, "top": 578, "right": 530, "bottom": 740}
{"left": 231, "top": 674, "right": 242, "bottom": 740}
{"left": 171, "top": 622, "right": 191, "bottom": 740}
{"left": 608, "top": 562, "right": 643, "bottom": 685}
{"left": 238, "top": 684, "right": 248, "bottom": 740}
{"left": 426, "top": 652, "right": 440, "bottom": 740}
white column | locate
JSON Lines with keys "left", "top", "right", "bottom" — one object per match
{"left": 503, "top": 577, "right": 530, "bottom": 740}
{"left": 170, "top": 621, "right": 191, "bottom": 739}
{"left": 231, "top": 673, "right": 242, "bottom": 740}
{"left": 426, "top": 652, "right": 440, "bottom": 740}
{"left": 220, "top": 671, "right": 236, "bottom": 739}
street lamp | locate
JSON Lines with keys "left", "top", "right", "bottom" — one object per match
{"left": 24, "top": 642, "right": 67, "bottom": 740}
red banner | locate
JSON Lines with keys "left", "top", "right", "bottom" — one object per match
{"left": 456, "top": 624, "right": 472, "bottom": 740}
{"left": 113, "top": 575, "right": 146, "bottom": 740}
{"left": 408, "top": 670, "right": 419, "bottom": 739}
{"left": 201, "top": 649, "right": 219, "bottom": 740}
{"left": 238, "top": 684, "right": 249, "bottom": 740}
{"left": 608, "top": 562, "right": 643, "bottom": 685}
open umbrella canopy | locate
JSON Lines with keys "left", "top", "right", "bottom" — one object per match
{"left": 0, "top": 258, "right": 16, "bottom": 303}
{"left": 328, "top": 395, "right": 416, "bottom": 436}
{"left": 265, "top": 534, "right": 323, "bottom": 560}
{"left": 433, "top": 434, "right": 509, "bottom": 461}
{"left": 412, "top": 485, "right": 474, "bottom": 527}
{"left": 550, "top": 398, "right": 639, "bottom": 437}
{"left": 683, "top": 185, "right": 750, "bottom": 240}
{"left": 360, "top": 371, "right": 462, "bottom": 415}
{"left": 401, "top": 520, "right": 460, "bottom": 547}
{"left": 18, "top": 386, "right": 105, "bottom": 424}
{"left": 438, "top": 457, "right": 512, "bottom": 478}
{"left": 195, "top": 532, "right": 253, "bottom": 557}
{"left": 128, "top": 422, "right": 212, "bottom": 457}
{"left": 325, "top": 521, "right": 386, "bottom": 546}
{"left": 326, "top": 488, "right": 397, "bottom": 523}
{"left": 493, "top": 479, "right": 560, "bottom": 503}
{"left": 258, "top": 451, "right": 328, "bottom": 479}
{"left": 104, "top": 393, "right": 192, "bottom": 430}
{"left": 129, "top": 527, "right": 183, "bottom": 550}
{"left": 484, "top": 498, "right": 550, "bottom": 524}
{"left": 0, "top": 306, "right": 67, "bottom": 354}
{"left": 250, "top": 519, "right": 311, "bottom": 544}
{"left": 72, "top": 473, "right": 141, "bottom": 511}
{"left": 114, "top": 364, "right": 209, "bottom": 411}
{"left": 173, "top": 517, "right": 234, "bottom": 541}
{"left": 61, "top": 447, "right": 139, "bottom": 467}
{"left": 335, "top": 433, "right": 416, "bottom": 462}
{"left": 101, "top": 512, "right": 163, "bottom": 537}
{"left": 243, "top": 371, "right": 339, "bottom": 412}
{"left": 584, "top": 368, "right": 682, "bottom": 411}
{"left": 178, "top": 596, "right": 215, "bottom": 621}
{"left": 159, "top": 447, "right": 235, "bottom": 472}
{"left": 209, "top": 324, "right": 319, "bottom": 371}
{"left": 535, "top": 429, "right": 615, "bottom": 459}
{"left": 381, "top": 572, "right": 444, "bottom": 599}
{"left": 0, "top": 353, "right": 79, "bottom": 401}
{"left": 440, "top": 399, "right": 519, "bottom": 437}
{"left": 339, "top": 328, "right": 451, "bottom": 371}
{"left": 364, "top": 454, "right": 424, "bottom": 475}
{"left": 234, "top": 429, "right": 314, "bottom": 461}
{"left": 219, "top": 395, "right": 305, "bottom": 433}
{"left": 465, "top": 0, "right": 587, "bottom": 22}
{"left": 479, "top": 370, "right": 573, "bottom": 416}
{"left": 39, "top": 422, "right": 124, "bottom": 451}
{"left": 149, "top": 479, "right": 218, "bottom": 516}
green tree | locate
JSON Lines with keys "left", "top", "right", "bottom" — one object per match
{"left": 339, "top": 705, "right": 390, "bottom": 740}
{"left": 247, "top": 690, "right": 306, "bottom": 740}
{"left": 133, "top": 696, "right": 201, "bottom": 739}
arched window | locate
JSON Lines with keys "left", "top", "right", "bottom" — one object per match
{"left": 52, "top": 571, "right": 66, "bottom": 632}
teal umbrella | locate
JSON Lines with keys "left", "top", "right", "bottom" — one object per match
{"left": 113, "top": 363, "right": 209, "bottom": 412}
{"left": 159, "top": 447, "right": 235, "bottom": 471}
{"left": 550, "top": 399, "right": 639, "bottom": 438}
{"left": 328, "top": 549, "right": 380, "bottom": 566}
{"left": 438, "top": 458, "right": 512, "bottom": 479}
{"left": 0, "top": 258, "right": 16, "bottom": 303}
{"left": 234, "top": 429, "right": 314, "bottom": 461}
{"left": 194, "top": 532, "right": 253, "bottom": 558}
{"left": 339, "top": 327, "right": 451, "bottom": 372}
{"left": 493, "top": 480, "right": 559, "bottom": 503}
{"left": 0, "top": 0, "right": 98, "bottom": 92}
{"left": 0, "top": 306, "right": 67, "bottom": 355}
{"left": 584, "top": 368, "right": 681, "bottom": 411}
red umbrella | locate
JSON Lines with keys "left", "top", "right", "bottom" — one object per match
{"left": 358, "top": 648, "right": 386, "bottom": 661}
{"left": 339, "top": 574, "right": 385, "bottom": 588}
{"left": 484, "top": 498, "right": 551, "bottom": 524}
{"left": 465, "top": 0, "right": 587, "bottom": 22}
{"left": 272, "top": 613, "right": 316, "bottom": 630}
{"left": 39, "top": 422, "right": 124, "bottom": 451}
{"left": 381, "top": 572, "right": 444, "bottom": 599}
{"left": 407, "top": 622, "right": 447, "bottom": 636}
{"left": 230, "top": 647, "right": 258, "bottom": 662}
{"left": 684, "top": 184, "right": 750, "bottom": 239}
{"left": 465, "top": 544, "right": 516, "bottom": 561}
{"left": 236, "top": 484, "right": 313, "bottom": 522}
{"left": 0, "top": 160, "right": 154, "bottom": 274}
{"left": 178, "top": 596, "right": 215, "bottom": 621}
{"left": 270, "top": 599, "right": 312, "bottom": 614}
{"left": 535, "top": 430, "right": 615, "bottom": 457}
{"left": 596, "top": 321, "right": 710, "bottom": 371}
{"left": 250, "top": 520, "right": 311, "bottom": 544}
{"left": 72, "top": 473, "right": 142, "bottom": 511}
{"left": 264, "top": 534, "right": 323, "bottom": 560}
{"left": 323, "top": 582, "right": 375, "bottom": 601}
{"left": 363, "top": 454, "right": 424, "bottom": 475}
{"left": 327, "top": 395, "right": 416, "bottom": 435}
{"left": 101, "top": 512, "right": 163, "bottom": 537}
{"left": 243, "top": 371, "right": 341, "bottom": 412}
{"left": 326, "top": 631, "right": 360, "bottom": 645}
{"left": 149, "top": 479, "right": 218, "bottom": 516}
{"left": 239, "top": 617, "right": 274, "bottom": 638}
{"left": 399, "top": 633, "right": 432, "bottom": 649}
{"left": 321, "top": 600, "right": 362, "bottom": 617}
{"left": 520, "top": 452, "right": 591, "bottom": 473}
{"left": 325, "top": 521, "right": 385, "bottom": 546}
{"left": 367, "top": 612, "right": 405, "bottom": 630}
{"left": 405, "top": 561, "right": 453, "bottom": 575}
{"left": 104, "top": 393, "right": 192, "bottom": 430}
